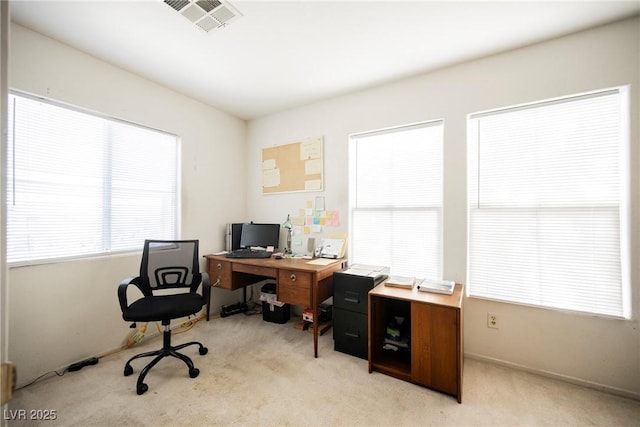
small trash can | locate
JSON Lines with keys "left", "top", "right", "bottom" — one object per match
{"left": 260, "top": 282, "right": 290, "bottom": 324}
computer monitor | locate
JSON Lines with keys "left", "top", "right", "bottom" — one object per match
{"left": 239, "top": 223, "right": 280, "bottom": 250}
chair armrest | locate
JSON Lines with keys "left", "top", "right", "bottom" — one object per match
{"left": 117, "top": 276, "right": 145, "bottom": 312}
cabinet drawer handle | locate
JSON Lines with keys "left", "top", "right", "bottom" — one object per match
{"left": 344, "top": 297, "right": 359, "bottom": 304}
{"left": 216, "top": 263, "right": 222, "bottom": 270}
{"left": 344, "top": 332, "right": 359, "bottom": 338}
{"left": 290, "top": 273, "right": 296, "bottom": 282}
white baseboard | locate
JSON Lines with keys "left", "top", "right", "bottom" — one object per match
{"left": 465, "top": 352, "right": 640, "bottom": 402}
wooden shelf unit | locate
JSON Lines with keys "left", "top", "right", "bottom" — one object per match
{"left": 368, "top": 282, "right": 464, "bottom": 403}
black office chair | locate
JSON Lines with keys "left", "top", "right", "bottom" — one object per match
{"left": 118, "top": 239, "right": 210, "bottom": 395}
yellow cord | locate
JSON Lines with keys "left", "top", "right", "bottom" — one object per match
{"left": 120, "top": 313, "right": 207, "bottom": 352}
{"left": 155, "top": 313, "right": 206, "bottom": 336}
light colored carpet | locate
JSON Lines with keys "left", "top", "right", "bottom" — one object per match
{"left": 7, "top": 312, "right": 640, "bottom": 426}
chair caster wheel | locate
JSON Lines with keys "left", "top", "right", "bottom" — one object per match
{"left": 136, "top": 383, "right": 148, "bottom": 395}
{"left": 124, "top": 365, "right": 133, "bottom": 376}
{"left": 189, "top": 368, "right": 200, "bottom": 378}
{"left": 199, "top": 347, "right": 208, "bottom": 355}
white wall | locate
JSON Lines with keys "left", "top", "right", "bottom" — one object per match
{"left": 1, "top": 2, "right": 10, "bottom": 423}
{"left": 7, "top": 23, "right": 248, "bottom": 385}
{"left": 247, "top": 17, "right": 640, "bottom": 398}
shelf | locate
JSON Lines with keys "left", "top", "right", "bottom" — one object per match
{"left": 370, "top": 350, "right": 411, "bottom": 378}
{"left": 368, "top": 282, "right": 464, "bottom": 403}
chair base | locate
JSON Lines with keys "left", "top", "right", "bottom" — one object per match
{"left": 124, "top": 323, "right": 208, "bottom": 395}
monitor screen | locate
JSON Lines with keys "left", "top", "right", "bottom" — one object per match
{"left": 239, "top": 223, "right": 280, "bottom": 249}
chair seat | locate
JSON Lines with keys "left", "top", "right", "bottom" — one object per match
{"left": 122, "top": 293, "right": 203, "bottom": 322}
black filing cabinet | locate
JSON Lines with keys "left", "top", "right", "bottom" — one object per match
{"left": 333, "top": 265, "right": 388, "bottom": 359}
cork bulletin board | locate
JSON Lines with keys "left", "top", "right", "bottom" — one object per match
{"left": 262, "top": 136, "right": 323, "bottom": 194}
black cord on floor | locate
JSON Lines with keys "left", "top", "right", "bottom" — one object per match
{"left": 16, "top": 368, "right": 67, "bottom": 390}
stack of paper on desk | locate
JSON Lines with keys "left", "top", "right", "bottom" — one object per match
{"left": 416, "top": 278, "right": 455, "bottom": 295}
{"left": 384, "top": 276, "right": 415, "bottom": 289}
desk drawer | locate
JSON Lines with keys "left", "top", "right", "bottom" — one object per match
{"left": 208, "top": 259, "right": 232, "bottom": 290}
{"left": 233, "top": 263, "right": 277, "bottom": 278}
{"left": 278, "top": 270, "right": 311, "bottom": 306}
{"left": 334, "top": 272, "right": 383, "bottom": 314}
{"left": 333, "top": 308, "right": 368, "bottom": 359}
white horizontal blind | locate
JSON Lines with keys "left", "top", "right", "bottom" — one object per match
{"left": 7, "top": 93, "right": 178, "bottom": 264}
{"left": 349, "top": 121, "right": 443, "bottom": 278}
{"left": 467, "top": 88, "right": 630, "bottom": 318}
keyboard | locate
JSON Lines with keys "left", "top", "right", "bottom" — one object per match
{"left": 225, "top": 249, "right": 273, "bottom": 259}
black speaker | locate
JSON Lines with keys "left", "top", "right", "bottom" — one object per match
{"left": 226, "top": 223, "right": 244, "bottom": 252}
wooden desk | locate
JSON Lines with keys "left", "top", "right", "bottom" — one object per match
{"left": 368, "top": 282, "right": 464, "bottom": 402}
{"left": 204, "top": 255, "right": 347, "bottom": 357}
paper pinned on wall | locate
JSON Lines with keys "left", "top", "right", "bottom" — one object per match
{"left": 263, "top": 159, "right": 276, "bottom": 170}
{"left": 300, "top": 137, "right": 322, "bottom": 160}
{"left": 324, "top": 211, "right": 340, "bottom": 227}
{"left": 305, "top": 158, "right": 322, "bottom": 175}
{"left": 263, "top": 168, "right": 280, "bottom": 187}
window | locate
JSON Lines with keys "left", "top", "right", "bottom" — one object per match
{"left": 349, "top": 121, "right": 443, "bottom": 278}
{"left": 7, "top": 93, "right": 179, "bottom": 264}
{"left": 467, "top": 87, "right": 630, "bottom": 318}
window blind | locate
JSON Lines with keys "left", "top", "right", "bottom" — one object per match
{"left": 349, "top": 121, "right": 443, "bottom": 278}
{"left": 7, "top": 93, "right": 178, "bottom": 264}
{"left": 467, "top": 87, "right": 630, "bottom": 318}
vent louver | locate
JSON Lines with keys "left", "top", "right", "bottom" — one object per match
{"left": 164, "top": 0, "right": 242, "bottom": 33}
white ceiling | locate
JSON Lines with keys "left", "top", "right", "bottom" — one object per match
{"left": 9, "top": 0, "right": 640, "bottom": 120}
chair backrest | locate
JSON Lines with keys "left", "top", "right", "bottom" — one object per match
{"left": 140, "top": 240, "right": 201, "bottom": 292}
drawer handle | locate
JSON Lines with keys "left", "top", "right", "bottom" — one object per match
{"left": 344, "top": 332, "right": 359, "bottom": 338}
{"left": 290, "top": 273, "right": 296, "bottom": 282}
{"left": 344, "top": 297, "right": 359, "bottom": 304}
{"left": 216, "top": 263, "right": 222, "bottom": 270}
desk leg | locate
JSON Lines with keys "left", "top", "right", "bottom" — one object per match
{"left": 206, "top": 281, "right": 212, "bottom": 321}
{"left": 312, "top": 280, "right": 318, "bottom": 358}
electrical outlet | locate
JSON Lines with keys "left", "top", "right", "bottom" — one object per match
{"left": 487, "top": 312, "right": 498, "bottom": 329}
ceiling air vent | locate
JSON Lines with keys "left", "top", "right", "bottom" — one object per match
{"left": 164, "top": 0, "right": 242, "bottom": 33}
